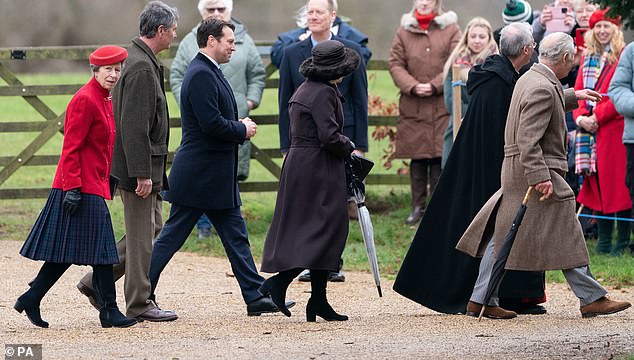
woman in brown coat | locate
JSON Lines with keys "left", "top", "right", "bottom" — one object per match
{"left": 259, "top": 40, "right": 358, "bottom": 322}
{"left": 388, "top": 0, "right": 461, "bottom": 225}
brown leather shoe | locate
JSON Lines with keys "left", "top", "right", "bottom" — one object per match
{"left": 136, "top": 306, "right": 178, "bottom": 322}
{"left": 76, "top": 282, "right": 101, "bottom": 310}
{"left": 580, "top": 296, "right": 631, "bottom": 318}
{"left": 466, "top": 301, "right": 517, "bottom": 319}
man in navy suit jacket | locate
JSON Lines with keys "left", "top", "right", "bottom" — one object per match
{"left": 278, "top": 0, "right": 368, "bottom": 155}
{"left": 147, "top": 18, "right": 288, "bottom": 316}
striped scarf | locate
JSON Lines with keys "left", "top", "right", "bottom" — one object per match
{"left": 575, "top": 129, "right": 596, "bottom": 175}
{"left": 581, "top": 47, "right": 610, "bottom": 109}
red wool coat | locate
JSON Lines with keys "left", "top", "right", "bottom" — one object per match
{"left": 574, "top": 55, "right": 632, "bottom": 214}
{"left": 52, "top": 77, "right": 116, "bottom": 200}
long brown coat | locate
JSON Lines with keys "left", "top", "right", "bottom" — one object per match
{"left": 388, "top": 11, "right": 461, "bottom": 159}
{"left": 456, "top": 64, "right": 590, "bottom": 271}
{"left": 261, "top": 80, "right": 354, "bottom": 273}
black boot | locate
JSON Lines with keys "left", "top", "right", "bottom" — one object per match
{"left": 14, "top": 262, "right": 70, "bottom": 328}
{"left": 611, "top": 211, "right": 632, "bottom": 256}
{"left": 92, "top": 265, "right": 137, "bottom": 328}
{"left": 596, "top": 217, "right": 614, "bottom": 254}
{"left": 306, "top": 270, "right": 348, "bottom": 322}
{"left": 258, "top": 268, "right": 303, "bottom": 317}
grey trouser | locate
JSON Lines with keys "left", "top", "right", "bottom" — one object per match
{"left": 470, "top": 237, "right": 607, "bottom": 307}
{"left": 79, "top": 190, "right": 163, "bottom": 317}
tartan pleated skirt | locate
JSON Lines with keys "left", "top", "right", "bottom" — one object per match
{"left": 20, "top": 189, "right": 119, "bottom": 265}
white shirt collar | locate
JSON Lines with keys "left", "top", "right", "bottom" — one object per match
{"left": 200, "top": 51, "right": 220, "bottom": 69}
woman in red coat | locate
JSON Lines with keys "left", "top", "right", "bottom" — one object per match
{"left": 574, "top": 9, "right": 631, "bottom": 255}
{"left": 16, "top": 46, "right": 137, "bottom": 328}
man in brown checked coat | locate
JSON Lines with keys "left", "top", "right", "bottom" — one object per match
{"left": 456, "top": 33, "right": 631, "bottom": 319}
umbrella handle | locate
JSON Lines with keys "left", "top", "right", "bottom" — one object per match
{"left": 522, "top": 186, "right": 533, "bottom": 206}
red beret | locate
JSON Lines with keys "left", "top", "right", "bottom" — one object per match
{"left": 89, "top": 45, "right": 128, "bottom": 66}
{"left": 589, "top": 8, "right": 621, "bottom": 29}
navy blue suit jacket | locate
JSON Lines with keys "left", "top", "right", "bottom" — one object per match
{"left": 162, "top": 53, "right": 246, "bottom": 210}
{"left": 277, "top": 35, "right": 368, "bottom": 152}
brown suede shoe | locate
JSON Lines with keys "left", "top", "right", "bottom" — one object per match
{"left": 580, "top": 296, "right": 631, "bottom": 318}
{"left": 466, "top": 301, "right": 517, "bottom": 319}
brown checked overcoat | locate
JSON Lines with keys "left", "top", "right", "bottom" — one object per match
{"left": 456, "top": 63, "right": 590, "bottom": 271}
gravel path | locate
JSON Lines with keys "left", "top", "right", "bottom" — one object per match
{"left": 1, "top": 240, "right": 632, "bottom": 359}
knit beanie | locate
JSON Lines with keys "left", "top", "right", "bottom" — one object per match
{"left": 502, "top": 0, "right": 533, "bottom": 25}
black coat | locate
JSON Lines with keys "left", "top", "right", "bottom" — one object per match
{"left": 392, "top": 55, "right": 545, "bottom": 314}
{"left": 162, "top": 53, "right": 246, "bottom": 210}
{"left": 277, "top": 35, "right": 368, "bottom": 152}
{"left": 261, "top": 80, "right": 354, "bottom": 273}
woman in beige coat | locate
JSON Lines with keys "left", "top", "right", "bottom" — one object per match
{"left": 388, "top": 0, "right": 461, "bottom": 225}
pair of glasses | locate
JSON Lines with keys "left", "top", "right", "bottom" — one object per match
{"left": 206, "top": 7, "right": 226, "bottom": 13}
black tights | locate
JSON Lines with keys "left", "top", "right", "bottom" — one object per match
{"left": 275, "top": 268, "right": 328, "bottom": 300}
{"left": 24, "top": 262, "right": 111, "bottom": 305}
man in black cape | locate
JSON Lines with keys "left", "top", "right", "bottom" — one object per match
{"left": 393, "top": 22, "right": 546, "bottom": 314}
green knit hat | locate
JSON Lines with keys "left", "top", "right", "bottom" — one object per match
{"left": 502, "top": 0, "right": 533, "bottom": 25}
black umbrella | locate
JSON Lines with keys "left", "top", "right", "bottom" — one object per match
{"left": 345, "top": 154, "right": 382, "bottom": 297}
{"left": 478, "top": 186, "right": 533, "bottom": 320}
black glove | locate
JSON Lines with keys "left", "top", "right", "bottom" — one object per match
{"left": 63, "top": 188, "right": 82, "bottom": 215}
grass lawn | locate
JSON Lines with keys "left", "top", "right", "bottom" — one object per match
{"left": 1, "top": 71, "right": 633, "bottom": 287}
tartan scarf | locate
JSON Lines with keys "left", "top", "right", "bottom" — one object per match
{"left": 575, "top": 129, "right": 596, "bottom": 176}
{"left": 581, "top": 46, "right": 610, "bottom": 110}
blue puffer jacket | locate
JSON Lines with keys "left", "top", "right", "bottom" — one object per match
{"left": 609, "top": 42, "right": 634, "bottom": 144}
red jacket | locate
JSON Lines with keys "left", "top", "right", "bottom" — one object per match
{"left": 574, "top": 55, "right": 632, "bottom": 213}
{"left": 52, "top": 77, "right": 115, "bottom": 200}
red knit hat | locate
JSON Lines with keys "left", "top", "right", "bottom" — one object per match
{"left": 89, "top": 45, "right": 128, "bottom": 66}
{"left": 589, "top": 8, "right": 621, "bottom": 29}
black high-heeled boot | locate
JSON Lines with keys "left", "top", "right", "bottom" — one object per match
{"left": 92, "top": 265, "right": 137, "bottom": 328}
{"left": 14, "top": 262, "right": 70, "bottom": 328}
{"left": 258, "top": 268, "right": 303, "bottom": 317}
{"left": 306, "top": 270, "right": 348, "bottom": 322}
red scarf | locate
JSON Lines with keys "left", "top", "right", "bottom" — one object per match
{"left": 414, "top": 10, "right": 436, "bottom": 30}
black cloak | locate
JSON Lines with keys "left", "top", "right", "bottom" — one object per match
{"left": 392, "top": 55, "right": 545, "bottom": 314}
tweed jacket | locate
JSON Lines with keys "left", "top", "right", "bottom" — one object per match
{"left": 456, "top": 63, "right": 590, "bottom": 271}
{"left": 111, "top": 37, "right": 169, "bottom": 193}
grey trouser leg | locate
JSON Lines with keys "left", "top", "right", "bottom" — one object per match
{"left": 79, "top": 190, "right": 163, "bottom": 317}
{"left": 470, "top": 237, "right": 499, "bottom": 306}
{"left": 562, "top": 266, "right": 607, "bottom": 307}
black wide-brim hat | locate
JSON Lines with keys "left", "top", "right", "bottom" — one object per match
{"left": 299, "top": 40, "right": 361, "bottom": 81}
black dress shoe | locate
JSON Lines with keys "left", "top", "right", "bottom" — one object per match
{"left": 405, "top": 207, "right": 424, "bottom": 225}
{"left": 298, "top": 270, "right": 311, "bottom": 282}
{"left": 247, "top": 296, "right": 296, "bottom": 316}
{"left": 328, "top": 271, "right": 346, "bottom": 282}
{"left": 505, "top": 304, "right": 547, "bottom": 315}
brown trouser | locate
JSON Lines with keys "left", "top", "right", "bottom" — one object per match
{"left": 409, "top": 158, "right": 441, "bottom": 209}
{"left": 79, "top": 189, "right": 163, "bottom": 317}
